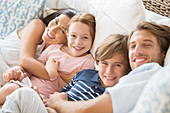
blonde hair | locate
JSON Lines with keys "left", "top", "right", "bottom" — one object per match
{"left": 95, "top": 34, "right": 131, "bottom": 74}
{"left": 67, "top": 13, "right": 96, "bottom": 43}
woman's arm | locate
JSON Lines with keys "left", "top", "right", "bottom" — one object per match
{"left": 19, "top": 19, "right": 50, "bottom": 80}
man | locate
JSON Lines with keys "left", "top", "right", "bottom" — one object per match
{"left": 1, "top": 21, "right": 170, "bottom": 113}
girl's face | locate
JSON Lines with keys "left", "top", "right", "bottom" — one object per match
{"left": 98, "top": 53, "right": 127, "bottom": 88}
{"left": 67, "top": 22, "right": 93, "bottom": 57}
{"left": 42, "top": 14, "right": 70, "bottom": 44}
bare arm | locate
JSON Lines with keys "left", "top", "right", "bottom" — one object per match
{"left": 59, "top": 69, "right": 82, "bottom": 84}
{"left": 45, "top": 92, "right": 113, "bottom": 113}
{"left": 19, "top": 19, "right": 50, "bottom": 80}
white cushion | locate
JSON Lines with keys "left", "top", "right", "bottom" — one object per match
{"left": 57, "top": 0, "right": 89, "bottom": 13}
{"left": 89, "top": 0, "right": 146, "bottom": 54}
{"left": 0, "top": 0, "right": 46, "bottom": 39}
{"left": 132, "top": 65, "right": 170, "bottom": 112}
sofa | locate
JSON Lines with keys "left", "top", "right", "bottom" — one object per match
{"left": 0, "top": 0, "right": 170, "bottom": 112}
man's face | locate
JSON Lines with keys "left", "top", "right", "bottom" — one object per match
{"left": 129, "top": 30, "right": 165, "bottom": 69}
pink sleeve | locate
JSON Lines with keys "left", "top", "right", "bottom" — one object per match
{"left": 81, "top": 54, "right": 95, "bottom": 69}
{"left": 37, "top": 44, "right": 62, "bottom": 64}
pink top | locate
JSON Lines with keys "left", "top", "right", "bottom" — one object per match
{"left": 30, "top": 44, "right": 95, "bottom": 97}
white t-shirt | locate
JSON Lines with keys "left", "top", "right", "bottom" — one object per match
{"left": 0, "top": 28, "right": 45, "bottom": 85}
{"left": 105, "top": 63, "right": 162, "bottom": 113}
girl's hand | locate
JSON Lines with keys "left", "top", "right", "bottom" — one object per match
{"left": 45, "top": 58, "right": 59, "bottom": 79}
{"left": 3, "top": 66, "right": 27, "bottom": 84}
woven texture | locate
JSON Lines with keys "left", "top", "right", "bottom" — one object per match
{"left": 143, "top": 0, "right": 170, "bottom": 18}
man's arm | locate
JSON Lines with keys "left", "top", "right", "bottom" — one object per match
{"left": 45, "top": 92, "right": 113, "bottom": 113}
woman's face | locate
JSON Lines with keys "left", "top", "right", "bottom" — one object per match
{"left": 98, "top": 53, "right": 128, "bottom": 88}
{"left": 42, "top": 14, "right": 70, "bottom": 44}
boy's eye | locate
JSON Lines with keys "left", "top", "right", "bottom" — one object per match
{"left": 129, "top": 44, "right": 136, "bottom": 49}
{"left": 101, "top": 61, "right": 108, "bottom": 65}
{"left": 114, "top": 64, "right": 121, "bottom": 67}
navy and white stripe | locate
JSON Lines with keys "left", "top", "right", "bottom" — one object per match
{"left": 61, "top": 69, "right": 105, "bottom": 101}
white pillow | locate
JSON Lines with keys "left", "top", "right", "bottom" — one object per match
{"left": 56, "top": 0, "right": 89, "bottom": 13}
{"left": 89, "top": 0, "right": 146, "bottom": 54}
{"left": 0, "top": 0, "right": 46, "bottom": 39}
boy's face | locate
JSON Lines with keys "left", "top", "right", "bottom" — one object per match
{"left": 129, "top": 30, "right": 165, "bottom": 69}
{"left": 98, "top": 53, "right": 127, "bottom": 88}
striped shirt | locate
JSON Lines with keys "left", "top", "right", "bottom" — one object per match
{"left": 61, "top": 69, "right": 105, "bottom": 101}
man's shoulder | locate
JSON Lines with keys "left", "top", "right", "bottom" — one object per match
{"left": 129, "top": 63, "right": 162, "bottom": 76}
{"left": 119, "top": 63, "right": 163, "bottom": 83}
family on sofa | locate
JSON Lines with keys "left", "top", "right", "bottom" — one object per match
{"left": 0, "top": 8, "right": 170, "bottom": 113}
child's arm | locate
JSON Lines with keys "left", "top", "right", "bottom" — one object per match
{"left": 45, "top": 59, "right": 67, "bottom": 90}
{"left": 59, "top": 69, "right": 83, "bottom": 84}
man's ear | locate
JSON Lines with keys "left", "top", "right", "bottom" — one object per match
{"left": 162, "top": 51, "right": 166, "bottom": 59}
{"left": 162, "top": 51, "right": 166, "bottom": 65}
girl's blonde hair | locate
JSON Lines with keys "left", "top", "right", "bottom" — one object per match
{"left": 67, "top": 13, "right": 96, "bottom": 44}
{"left": 95, "top": 34, "right": 131, "bottom": 74}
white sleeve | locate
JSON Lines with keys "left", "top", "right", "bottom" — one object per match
{"left": 105, "top": 81, "right": 147, "bottom": 113}
{"left": 105, "top": 63, "right": 162, "bottom": 113}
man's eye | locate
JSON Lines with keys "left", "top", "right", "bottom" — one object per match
{"left": 143, "top": 44, "right": 152, "bottom": 47}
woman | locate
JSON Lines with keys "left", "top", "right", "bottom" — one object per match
{"left": 0, "top": 9, "right": 77, "bottom": 86}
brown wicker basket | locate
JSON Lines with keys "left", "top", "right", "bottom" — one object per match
{"left": 142, "top": 0, "right": 170, "bottom": 18}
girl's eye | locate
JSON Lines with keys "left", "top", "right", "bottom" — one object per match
{"left": 83, "top": 36, "right": 88, "bottom": 39}
{"left": 71, "top": 35, "right": 76, "bottom": 37}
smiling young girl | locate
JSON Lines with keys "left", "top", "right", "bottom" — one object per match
{"left": 0, "top": 13, "right": 96, "bottom": 104}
